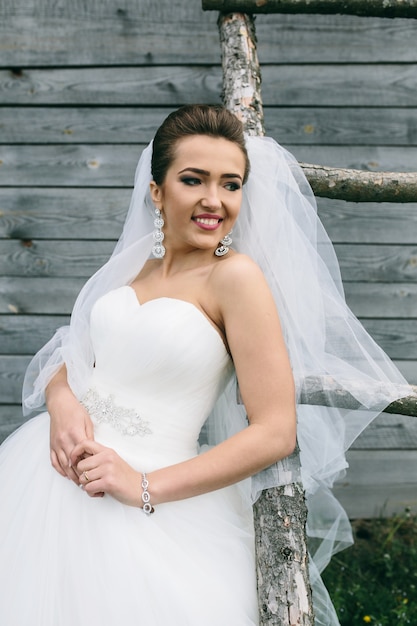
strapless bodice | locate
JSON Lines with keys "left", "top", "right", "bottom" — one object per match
{"left": 83, "top": 286, "right": 233, "bottom": 469}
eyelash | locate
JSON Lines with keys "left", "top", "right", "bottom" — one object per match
{"left": 180, "top": 177, "right": 201, "bottom": 186}
{"left": 180, "top": 177, "right": 241, "bottom": 191}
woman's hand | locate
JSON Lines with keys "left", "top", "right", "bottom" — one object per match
{"left": 70, "top": 440, "right": 141, "bottom": 507}
{"left": 46, "top": 366, "right": 94, "bottom": 484}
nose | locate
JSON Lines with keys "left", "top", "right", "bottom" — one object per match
{"left": 201, "top": 184, "right": 222, "bottom": 210}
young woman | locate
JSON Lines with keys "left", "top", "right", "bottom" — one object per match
{"left": 0, "top": 105, "right": 409, "bottom": 625}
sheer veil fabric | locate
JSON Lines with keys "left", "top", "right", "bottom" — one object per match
{"left": 22, "top": 136, "right": 411, "bottom": 625}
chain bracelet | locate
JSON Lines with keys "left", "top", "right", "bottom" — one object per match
{"left": 141, "top": 473, "right": 155, "bottom": 515}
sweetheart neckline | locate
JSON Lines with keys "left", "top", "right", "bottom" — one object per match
{"left": 121, "top": 285, "right": 229, "bottom": 355}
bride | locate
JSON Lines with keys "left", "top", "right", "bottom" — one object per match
{"left": 0, "top": 104, "right": 409, "bottom": 625}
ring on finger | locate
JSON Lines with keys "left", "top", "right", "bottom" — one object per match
{"left": 83, "top": 471, "right": 90, "bottom": 482}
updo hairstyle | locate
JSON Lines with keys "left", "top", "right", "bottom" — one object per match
{"left": 151, "top": 104, "right": 250, "bottom": 185}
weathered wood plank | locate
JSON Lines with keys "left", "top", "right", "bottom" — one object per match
{"left": 2, "top": 240, "right": 416, "bottom": 282}
{"left": 0, "top": 1, "right": 220, "bottom": 66}
{"left": 288, "top": 144, "right": 417, "bottom": 171}
{"left": 0, "top": 108, "right": 187, "bottom": 145}
{"left": 1, "top": 10, "right": 417, "bottom": 64}
{"left": 0, "top": 67, "right": 222, "bottom": 106}
{"left": 2, "top": 145, "right": 417, "bottom": 187}
{"left": 0, "top": 145, "right": 144, "bottom": 186}
{"left": 1, "top": 315, "right": 414, "bottom": 359}
{"left": 0, "top": 315, "right": 69, "bottom": 355}
{"left": 0, "top": 404, "right": 29, "bottom": 443}
{"left": 1, "top": 189, "right": 416, "bottom": 244}
{"left": 317, "top": 198, "right": 417, "bottom": 244}
{"left": 393, "top": 360, "right": 416, "bottom": 383}
{"left": 1, "top": 65, "right": 417, "bottom": 107}
{"left": 360, "top": 319, "right": 417, "bottom": 359}
{"left": 334, "top": 450, "right": 417, "bottom": 518}
{"left": 1, "top": 277, "right": 415, "bottom": 317}
{"left": 0, "top": 355, "right": 30, "bottom": 403}
{"left": 334, "top": 244, "right": 417, "bottom": 282}
{"left": 0, "top": 277, "right": 83, "bottom": 314}
{"left": 343, "top": 283, "right": 417, "bottom": 318}
{"left": 352, "top": 413, "right": 417, "bottom": 449}
{"left": 266, "top": 108, "right": 417, "bottom": 145}
{"left": 2, "top": 106, "right": 417, "bottom": 145}
{"left": 0, "top": 188, "right": 131, "bottom": 240}
{"left": 0, "top": 240, "right": 113, "bottom": 278}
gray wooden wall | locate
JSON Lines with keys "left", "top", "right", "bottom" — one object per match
{"left": 1, "top": 1, "right": 416, "bottom": 445}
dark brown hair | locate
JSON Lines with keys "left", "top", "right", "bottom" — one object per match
{"left": 151, "top": 104, "right": 250, "bottom": 185}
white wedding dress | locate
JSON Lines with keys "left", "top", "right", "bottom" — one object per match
{"left": 0, "top": 286, "right": 258, "bottom": 626}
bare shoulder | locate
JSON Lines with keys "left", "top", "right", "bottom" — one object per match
{"left": 211, "top": 253, "right": 265, "bottom": 291}
{"left": 210, "top": 253, "right": 271, "bottom": 304}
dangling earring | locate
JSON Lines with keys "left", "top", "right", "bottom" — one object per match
{"left": 152, "top": 208, "right": 165, "bottom": 259}
{"left": 214, "top": 231, "right": 232, "bottom": 257}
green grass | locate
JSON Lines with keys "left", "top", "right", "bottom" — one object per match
{"left": 322, "top": 511, "right": 417, "bottom": 625}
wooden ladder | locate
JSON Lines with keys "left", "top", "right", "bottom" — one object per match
{"left": 202, "top": 3, "right": 417, "bottom": 624}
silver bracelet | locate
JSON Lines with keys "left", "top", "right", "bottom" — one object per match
{"left": 141, "top": 473, "right": 154, "bottom": 515}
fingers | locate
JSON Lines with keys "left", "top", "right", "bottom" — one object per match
{"left": 50, "top": 447, "right": 80, "bottom": 483}
{"left": 50, "top": 449, "right": 66, "bottom": 477}
{"left": 49, "top": 403, "right": 95, "bottom": 481}
{"left": 78, "top": 464, "right": 105, "bottom": 498}
{"left": 70, "top": 439, "right": 103, "bottom": 467}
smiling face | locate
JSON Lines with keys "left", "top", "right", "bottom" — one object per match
{"left": 150, "top": 135, "right": 246, "bottom": 256}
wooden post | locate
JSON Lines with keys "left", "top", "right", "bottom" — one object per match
{"left": 204, "top": 0, "right": 417, "bottom": 19}
{"left": 218, "top": 12, "right": 315, "bottom": 625}
{"left": 218, "top": 13, "right": 265, "bottom": 136}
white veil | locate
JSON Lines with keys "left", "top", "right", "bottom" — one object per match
{"left": 22, "top": 135, "right": 411, "bottom": 625}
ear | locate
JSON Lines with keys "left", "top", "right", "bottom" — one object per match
{"left": 150, "top": 181, "right": 163, "bottom": 209}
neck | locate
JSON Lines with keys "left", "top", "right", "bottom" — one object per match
{"left": 159, "top": 246, "right": 218, "bottom": 278}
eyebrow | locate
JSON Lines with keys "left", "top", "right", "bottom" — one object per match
{"left": 178, "top": 167, "right": 243, "bottom": 181}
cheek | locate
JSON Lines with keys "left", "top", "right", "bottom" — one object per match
{"left": 230, "top": 195, "right": 242, "bottom": 216}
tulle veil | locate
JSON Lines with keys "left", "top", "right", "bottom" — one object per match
{"left": 22, "top": 135, "right": 411, "bottom": 625}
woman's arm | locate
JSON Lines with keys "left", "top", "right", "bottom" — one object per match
{"left": 148, "top": 255, "right": 296, "bottom": 502}
{"left": 70, "top": 255, "right": 296, "bottom": 507}
{"left": 46, "top": 365, "right": 94, "bottom": 483}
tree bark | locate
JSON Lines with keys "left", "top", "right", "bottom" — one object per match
{"left": 203, "top": 0, "right": 417, "bottom": 19}
{"left": 299, "top": 163, "right": 417, "bottom": 202}
{"left": 218, "top": 13, "right": 265, "bottom": 137}
{"left": 254, "top": 482, "right": 314, "bottom": 626}
{"left": 219, "top": 12, "right": 314, "bottom": 626}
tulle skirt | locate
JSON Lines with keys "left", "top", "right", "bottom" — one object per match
{"left": 0, "top": 412, "right": 258, "bottom": 626}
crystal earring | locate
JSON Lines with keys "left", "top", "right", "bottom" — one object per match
{"left": 214, "top": 230, "right": 232, "bottom": 257}
{"left": 152, "top": 208, "right": 165, "bottom": 258}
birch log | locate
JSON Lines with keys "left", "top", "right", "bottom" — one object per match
{"left": 254, "top": 481, "right": 314, "bottom": 625}
{"left": 219, "top": 12, "right": 314, "bottom": 625}
{"left": 300, "top": 164, "right": 417, "bottom": 203}
{"left": 218, "top": 13, "right": 265, "bottom": 136}
{"left": 204, "top": 0, "right": 417, "bottom": 18}
{"left": 300, "top": 377, "right": 417, "bottom": 417}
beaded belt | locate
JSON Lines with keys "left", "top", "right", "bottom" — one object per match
{"left": 81, "top": 388, "right": 153, "bottom": 437}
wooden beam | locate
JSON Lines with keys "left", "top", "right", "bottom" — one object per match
{"left": 300, "top": 163, "right": 417, "bottom": 202}
{"left": 203, "top": 0, "right": 417, "bottom": 18}
{"left": 300, "top": 377, "right": 417, "bottom": 417}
